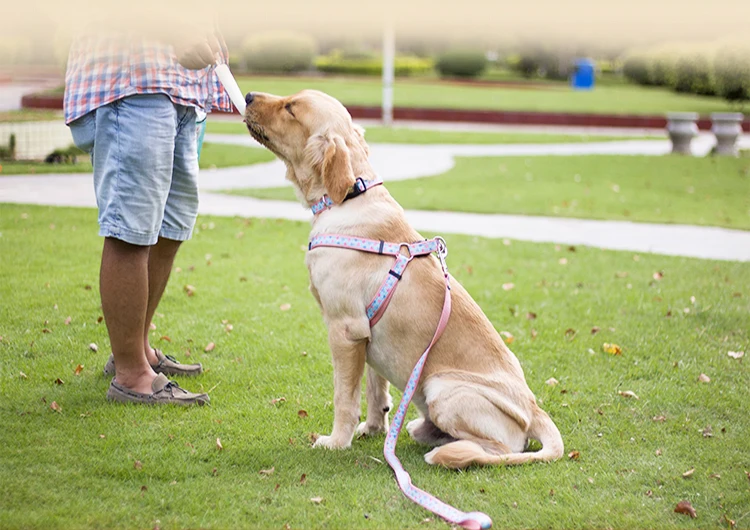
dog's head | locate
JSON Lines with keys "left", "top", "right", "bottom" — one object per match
{"left": 243, "top": 89, "right": 372, "bottom": 205}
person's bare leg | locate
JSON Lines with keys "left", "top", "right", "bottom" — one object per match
{"left": 142, "top": 237, "right": 182, "bottom": 365}
{"left": 100, "top": 237, "right": 157, "bottom": 394}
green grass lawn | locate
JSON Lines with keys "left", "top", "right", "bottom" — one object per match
{"left": 0, "top": 143, "right": 274, "bottom": 175}
{"left": 206, "top": 120, "right": 660, "bottom": 144}
{"left": 235, "top": 75, "right": 738, "bottom": 116}
{"left": 1, "top": 204, "right": 748, "bottom": 529}
{"left": 232, "top": 155, "right": 750, "bottom": 230}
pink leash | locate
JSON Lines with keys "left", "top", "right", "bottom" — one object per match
{"left": 382, "top": 239, "right": 493, "bottom": 530}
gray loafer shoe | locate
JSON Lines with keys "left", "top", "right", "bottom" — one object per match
{"left": 106, "top": 373, "right": 209, "bottom": 406}
{"left": 103, "top": 349, "right": 203, "bottom": 377}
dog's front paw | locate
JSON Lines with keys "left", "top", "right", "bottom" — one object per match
{"left": 312, "top": 434, "right": 351, "bottom": 450}
{"left": 356, "top": 421, "right": 387, "bottom": 438}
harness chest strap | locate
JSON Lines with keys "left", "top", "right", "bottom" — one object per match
{"left": 308, "top": 235, "right": 441, "bottom": 327}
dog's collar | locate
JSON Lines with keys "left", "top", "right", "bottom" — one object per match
{"left": 311, "top": 177, "right": 383, "bottom": 215}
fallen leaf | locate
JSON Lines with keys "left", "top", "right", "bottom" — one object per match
{"left": 225, "top": 324, "right": 233, "bottom": 333}
{"left": 300, "top": 473, "right": 307, "bottom": 484}
{"left": 216, "top": 438, "right": 223, "bottom": 451}
{"left": 64, "top": 316, "right": 72, "bottom": 325}
{"left": 308, "top": 432, "right": 319, "bottom": 444}
{"left": 655, "top": 449, "right": 663, "bottom": 456}
{"left": 591, "top": 326, "right": 601, "bottom": 335}
{"left": 709, "top": 473, "right": 721, "bottom": 479}
{"left": 587, "top": 477, "right": 594, "bottom": 484}
{"left": 559, "top": 258, "right": 568, "bottom": 265}
{"left": 603, "top": 343, "right": 622, "bottom": 355}
{"left": 564, "top": 328, "right": 577, "bottom": 341}
{"left": 270, "top": 397, "right": 286, "bottom": 405}
{"left": 184, "top": 285, "right": 196, "bottom": 297}
{"left": 50, "top": 401, "right": 62, "bottom": 413}
{"left": 134, "top": 460, "right": 142, "bottom": 470}
{"left": 545, "top": 377, "right": 559, "bottom": 386}
{"left": 54, "top": 378, "right": 64, "bottom": 385}
{"left": 301, "top": 351, "right": 308, "bottom": 356}
{"left": 682, "top": 468, "right": 695, "bottom": 478}
{"left": 19, "top": 371, "right": 28, "bottom": 379}
{"left": 674, "top": 500, "right": 697, "bottom": 518}
{"left": 141, "top": 485, "right": 148, "bottom": 492}
{"left": 149, "top": 323, "right": 157, "bottom": 331}
{"left": 568, "top": 451, "right": 580, "bottom": 460}
{"left": 298, "top": 410, "right": 308, "bottom": 418}
{"left": 99, "top": 434, "right": 105, "bottom": 439}
{"left": 653, "top": 415, "right": 667, "bottom": 422}
{"left": 500, "top": 331, "right": 514, "bottom": 344}
{"left": 698, "top": 373, "right": 711, "bottom": 383}
{"left": 530, "top": 329, "right": 538, "bottom": 339}
{"left": 653, "top": 271, "right": 664, "bottom": 281}
{"left": 159, "top": 335, "right": 171, "bottom": 342}
{"left": 97, "top": 316, "right": 104, "bottom": 323}
{"left": 89, "top": 343, "right": 98, "bottom": 352}
{"left": 618, "top": 390, "right": 639, "bottom": 399}
{"left": 310, "top": 497, "right": 323, "bottom": 504}
{"left": 259, "top": 467, "right": 275, "bottom": 476}
{"left": 84, "top": 284, "right": 92, "bottom": 290}
{"left": 74, "top": 364, "right": 84, "bottom": 375}
{"left": 702, "top": 426, "right": 713, "bottom": 438}
{"left": 280, "top": 303, "right": 292, "bottom": 311}
{"left": 526, "top": 312, "right": 537, "bottom": 320}
{"left": 502, "top": 283, "right": 515, "bottom": 291}
{"left": 645, "top": 490, "right": 653, "bottom": 497}
{"left": 204, "top": 342, "right": 215, "bottom": 352}
{"left": 728, "top": 351, "right": 745, "bottom": 359}
{"left": 212, "top": 468, "right": 218, "bottom": 476}
{"left": 723, "top": 515, "right": 736, "bottom": 529}
{"left": 42, "top": 328, "right": 51, "bottom": 334}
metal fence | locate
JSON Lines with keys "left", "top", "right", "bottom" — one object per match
{"left": 0, "top": 120, "right": 74, "bottom": 161}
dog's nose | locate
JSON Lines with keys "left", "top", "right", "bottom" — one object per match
{"left": 245, "top": 92, "right": 255, "bottom": 106}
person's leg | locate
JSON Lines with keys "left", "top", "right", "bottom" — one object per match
{"left": 100, "top": 237, "right": 156, "bottom": 393}
{"left": 143, "top": 237, "right": 182, "bottom": 365}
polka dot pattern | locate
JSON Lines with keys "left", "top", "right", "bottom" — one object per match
{"left": 310, "top": 177, "right": 384, "bottom": 215}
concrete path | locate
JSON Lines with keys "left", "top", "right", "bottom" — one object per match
{"left": 2, "top": 132, "right": 749, "bottom": 262}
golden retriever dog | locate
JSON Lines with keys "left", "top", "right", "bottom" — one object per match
{"left": 243, "top": 89, "right": 564, "bottom": 468}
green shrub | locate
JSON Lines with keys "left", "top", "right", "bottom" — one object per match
{"left": 622, "top": 52, "right": 650, "bottom": 85}
{"left": 714, "top": 42, "right": 750, "bottom": 103}
{"left": 508, "top": 48, "right": 572, "bottom": 81}
{"left": 435, "top": 49, "right": 488, "bottom": 78}
{"left": 314, "top": 53, "right": 433, "bottom": 77}
{"left": 645, "top": 46, "right": 679, "bottom": 86}
{"left": 670, "top": 52, "right": 715, "bottom": 96}
{"left": 242, "top": 32, "right": 317, "bottom": 74}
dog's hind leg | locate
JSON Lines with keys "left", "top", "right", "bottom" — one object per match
{"left": 356, "top": 366, "right": 393, "bottom": 437}
{"left": 421, "top": 377, "right": 563, "bottom": 468}
{"left": 406, "top": 417, "right": 456, "bottom": 447}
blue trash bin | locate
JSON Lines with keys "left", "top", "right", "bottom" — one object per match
{"left": 571, "top": 58, "right": 595, "bottom": 90}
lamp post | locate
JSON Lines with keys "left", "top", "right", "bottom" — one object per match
{"left": 382, "top": 24, "right": 395, "bottom": 126}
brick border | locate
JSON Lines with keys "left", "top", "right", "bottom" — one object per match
{"left": 21, "top": 93, "right": 750, "bottom": 132}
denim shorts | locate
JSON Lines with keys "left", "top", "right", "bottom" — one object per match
{"left": 69, "top": 94, "right": 199, "bottom": 246}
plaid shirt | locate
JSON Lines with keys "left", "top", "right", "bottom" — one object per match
{"left": 64, "top": 34, "right": 232, "bottom": 125}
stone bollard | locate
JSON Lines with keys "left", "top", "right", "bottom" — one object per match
{"left": 666, "top": 113, "right": 699, "bottom": 155}
{"left": 711, "top": 113, "right": 744, "bottom": 156}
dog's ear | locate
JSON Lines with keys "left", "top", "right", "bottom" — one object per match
{"left": 306, "top": 133, "right": 355, "bottom": 204}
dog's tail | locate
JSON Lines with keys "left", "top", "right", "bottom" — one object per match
{"left": 423, "top": 411, "right": 564, "bottom": 469}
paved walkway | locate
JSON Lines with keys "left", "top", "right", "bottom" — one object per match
{"left": 2, "top": 132, "right": 749, "bottom": 262}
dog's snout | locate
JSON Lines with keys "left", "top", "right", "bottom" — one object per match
{"left": 245, "top": 92, "right": 255, "bottom": 106}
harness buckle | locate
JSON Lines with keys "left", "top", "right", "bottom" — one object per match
{"left": 434, "top": 237, "right": 449, "bottom": 278}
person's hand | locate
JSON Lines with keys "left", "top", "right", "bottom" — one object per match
{"left": 174, "top": 31, "right": 222, "bottom": 70}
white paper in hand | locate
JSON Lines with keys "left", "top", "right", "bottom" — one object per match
{"left": 215, "top": 63, "right": 246, "bottom": 115}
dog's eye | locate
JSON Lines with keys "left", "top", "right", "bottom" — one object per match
{"left": 284, "top": 103, "right": 295, "bottom": 118}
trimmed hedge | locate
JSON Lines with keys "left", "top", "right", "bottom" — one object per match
{"left": 241, "top": 32, "right": 317, "bottom": 74}
{"left": 622, "top": 41, "right": 750, "bottom": 103}
{"left": 314, "top": 53, "right": 433, "bottom": 77}
{"left": 435, "top": 50, "right": 488, "bottom": 78}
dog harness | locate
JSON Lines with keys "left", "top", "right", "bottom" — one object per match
{"left": 308, "top": 182, "right": 493, "bottom": 530}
